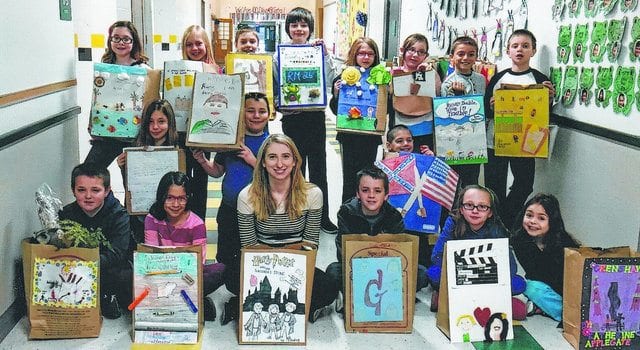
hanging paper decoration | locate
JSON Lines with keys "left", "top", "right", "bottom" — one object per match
{"left": 621, "top": 0, "right": 638, "bottom": 12}
{"left": 561, "top": 66, "right": 579, "bottom": 106}
{"left": 589, "top": 21, "right": 608, "bottom": 64}
{"left": 573, "top": 23, "right": 589, "bottom": 64}
{"left": 568, "top": 0, "right": 582, "bottom": 18}
{"left": 557, "top": 25, "right": 572, "bottom": 64}
{"left": 551, "top": 0, "right": 566, "bottom": 21}
{"left": 636, "top": 73, "right": 640, "bottom": 111}
{"left": 612, "top": 66, "right": 636, "bottom": 116}
{"left": 599, "top": 0, "right": 618, "bottom": 15}
{"left": 578, "top": 67, "right": 595, "bottom": 106}
{"left": 607, "top": 18, "right": 627, "bottom": 63}
{"left": 629, "top": 17, "right": 640, "bottom": 62}
{"left": 594, "top": 66, "right": 614, "bottom": 108}
{"left": 491, "top": 19, "right": 503, "bottom": 58}
{"left": 356, "top": 11, "right": 367, "bottom": 27}
{"left": 584, "top": 0, "right": 599, "bottom": 17}
{"left": 550, "top": 67, "right": 564, "bottom": 102}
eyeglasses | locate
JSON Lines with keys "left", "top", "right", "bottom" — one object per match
{"left": 461, "top": 203, "right": 491, "bottom": 212}
{"left": 111, "top": 36, "right": 133, "bottom": 44}
{"left": 357, "top": 51, "right": 375, "bottom": 58}
{"left": 406, "top": 47, "right": 428, "bottom": 56}
{"left": 165, "top": 195, "right": 188, "bottom": 204}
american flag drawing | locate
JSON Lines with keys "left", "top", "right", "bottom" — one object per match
{"left": 421, "top": 157, "right": 458, "bottom": 210}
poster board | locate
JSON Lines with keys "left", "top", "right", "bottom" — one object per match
{"left": 124, "top": 146, "right": 186, "bottom": 215}
{"left": 577, "top": 257, "right": 640, "bottom": 349}
{"left": 90, "top": 63, "right": 161, "bottom": 139}
{"left": 277, "top": 44, "right": 327, "bottom": 110}
{"left": 436, "top": 239, "right": 513, "bottom": 343}
{"left": 163, "top": 60, "right": 217, "bottom": 132}
{"left": 342, "top": 234, "right": 418, "bottom": 333}
{"left": 494, "top": 84, "right": 550, "bottom": 157}
{"left": 391, "top": 70, "right": 437, "bottom": 116}
{"left": 238, "top": 246, "right": 316, "bottom": 345}
{"left": 21, "top": 239, "right": 101, "bottom": 339}
{"left": 336, "top": 67, "right": 388, "bottom": 135}
{"left": 433, "top": 95, "right": 488, "bottom": 165}
{"left": 375, "top": 153, "right": 459, "bottom": 233}
{"left": 225, "top": 53, "right": 274, "bottom": 118}
{"left": 186, "top": 72, "right": 245, "bottom": 151}
{"left": 132, "top": 244, "right": 203, "bottom": 344}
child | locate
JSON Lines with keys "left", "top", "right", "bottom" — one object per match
{"left": 329, "top": 37, "right": 384, "bottom": 203}
{"left": 441, "top": 36, "right": 487, "bottom": 188}
{"left": 511, "top": 193, "right": 579, "bottom": 321}
{"left": 325, "top": 167, "right": 429, "bottom": 312}
{"left": 428, "top": 185, "right": 526, "bottom": 314}
{"left": 192, "top": 92, "right": 270, "bottom": 303}
{"left": 390, "top": 33, "right": 442, "bottom": 153}
{"left": 235, "top": 27, "right": 260, "bottom": 53}
{"left": 274, "top": 7, "right": 338, "bottom": 233}
{"left": 144, "top": 171, "right": 224, "bottom": 321}
{"left": 58, "top": 162, "right": 133, "bottom": 319}
{"left": 182, "top": 24, "right": 219, "bottom": 66}
{"left": 85, "top": 21, "right": 150, "bottom": 170}
{"left": 484, "top": 29, "right": 555, "bottom": 229}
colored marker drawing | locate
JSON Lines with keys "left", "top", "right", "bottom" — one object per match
{"left": 352, "top": 257, "right": 403, "bottom": 322}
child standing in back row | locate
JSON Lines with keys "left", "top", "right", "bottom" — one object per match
{"left": 484, "top": 29, "right": 555, "bottom": 229}
{"left": 441, "top": 36, "right": 486, "bottom": 188}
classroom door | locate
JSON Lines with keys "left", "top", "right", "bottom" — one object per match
{"left": 213, "top": 18, "right": 232, "bottom": 66}
{"left": 383, "top": 0, "right": 401, "bottom": 62}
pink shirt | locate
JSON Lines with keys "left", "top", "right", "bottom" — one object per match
{"left": 144, "top": 211, "right": 208, "bottom": 263}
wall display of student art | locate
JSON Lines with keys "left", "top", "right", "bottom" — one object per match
{"left": 436, "top": 238, "right": 513, "bottom": 343}
{"left": 132, "top": 245, "right": 203, "bottom": 344}
{"left": 433, "top": 95, "right": 488, "bottom": 165}
{"left": 336, "top": 65, "right": 389, "bottom": 135}
{"left": 162, "top": 60, "right": 217, "bottom": 132}
{"left": 90, "top": 63, "right": 160, "bottom": 138}
{"left": 392, "top": 70, "right": 437, "bottom": 116}
{"left": 22, "top": 239, "right": 101, "bottom": 339}
{"left": 342, "top": 234, "right": 418, "bottom": 333}
{"left": 225, "top": 53, "right": 274, "bottom": 119}
{"left": 124, "top": 147, "right": 186, "bottom": 215}
{"left": 277, "top": 44, "right": 327, "bottom": 110}
{"left": 186, "top": 72, "right": 245, "bottom": 151}
{"left": 238, "top": 246, "right": 316, "bottom": 345}
{"left": 375, "top": 153, "right": 458, "bottom": 234}
{"left": 494, "top": 84, "right": 550, "bottom": 157}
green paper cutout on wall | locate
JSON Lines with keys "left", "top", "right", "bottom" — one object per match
{"left": 568, "top": 0, "right": 582, "bottom": 17}
{"left": 573, "top": 24, "right": 589, "bottom": 63}
{"left": 557, "top": 25, "right": 572, "bottom": 64}
{"left": 636, "top": 73, "right": 640, "bottom": 111}
{"left": 578, "top": 67, "right": 595, "bottom": 106}
{"left": 550, "top": 67, "right": 564, "bottom": 102}
{"left": 584, "top": 0, "right": 599, "bottom": 17}
{"left": 607, "top": 18, "right": 627, "bottom": 63}
{"left": 552, "top": 0, "right": 566, "bottom": 21}
{"left": 620, "top": 0, "right": 638, "bottom": 12}
{"left": 594, "top": 66, "right": 613, "bottom": 108}
{"left": 612, "top": 66, "right": 636, "bottom": 116}
{"left": 600, "top": 0, "right": 619, "bottom": 15}
{"left": 629, "top": 17, "right": 640, "bottom": 62}
{"left": 589, "top": 21, "right": 608, "bottom": 63}
{"left": 562, "top": 66, "right": 578, "bottom": 106}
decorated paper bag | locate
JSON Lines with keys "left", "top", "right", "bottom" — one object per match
{"left": 225, "top": 53, "right": 275, "bottom": 119}
{"left": 437, "top": 239, "right": 513, "bottom": 343}
{"left": 392, "top": 70, "right": 436, "bottom": 116}
{"left": 238, "top": 245, "right": 316, "bottom": 345}
{"left": 277, "top": 44, "right": 327, "bottom": 110}
{"left": 22, "top": 239, "right": 101, "bottom": 339}
{"left": 562, "top": 246, "right": 639, "bottom": 349}
{"left": 342, "top": 233, "right": 418, "bottom": 333}
{"left": 132, "top": 244, "right": 203, "bottom": 344}
{"left": 336, "top": 65, "right": 389, "bottom": 135}
{"left": 90, "top": 63, "right": 160, "bottom": 138}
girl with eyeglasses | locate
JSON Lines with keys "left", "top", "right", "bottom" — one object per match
{"left": 145, "top": 171, "right": 224, "bottom": 321}
{"left": 427, "top": 185, "right": 527, "bottom": 318}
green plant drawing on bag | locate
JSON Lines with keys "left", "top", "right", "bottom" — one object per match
{"left": 59, "top": 219, "right": 112, "bottom": 250}
{"left": 550, "top": 67, "right": 564, "bottom": 102}
{"left": 578, "top": 67, "right": 595, "bottom": 105}
{"left": 562, "top": 66, "right": 578, "bottom": 106}
{"left": 573, "top": 24, "right": 589, "bottom": 63}
{"left": 595, "top": 66, "right": 613, "bottom": 108}
{"left": 607, "top": 18, "right": 627, "bottom": 63}
{"left": 557, "top": 25, "right": 572, "bottom": 64}
{"left": 589, "top": 21, "right": 608, "bottom": 63}
{"left": 612, "top": 66, "right": 636, "bottom": 116}
{"left": 629, "top": 17, "right": 640, "bottom": 62}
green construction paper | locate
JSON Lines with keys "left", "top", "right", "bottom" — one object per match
{"left": 573, "top": 23, "right": 589, "bottom": 64}
{"left": 607, "top": 18, "right": 627, "bottom": 63}
{"left": 550, "top": 67, "right": 564, "bottom": 102}
{"left": 612, "top": 66, "right": 636, "bottom": 116}
{"left": 589, "top": 21, "right": 608, "bottom": 64}
{"left": 562, "top": 66, "right": 578, "bottom": 106}
{"left": 628, "top": 17, "right": 640, "bottom": 62}
{"left": 472, "top": 325, "right": 544, "bottom": 350}
{"left": 557, "top": 25, "right": 572, "bottom": 64}
{"left": 595, "top": 66, "right": 614, "bottom": 108}
{"left": 579, "top": 67, "right": 595, "bottom": 106}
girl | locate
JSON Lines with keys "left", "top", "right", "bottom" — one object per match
{"left": 193, "top": 93, "right": 270, "bottom": 301}
{"left": 511, "top": 193, "right": 580, "bottom": 321}
{"left": 390, "top": 33, "right": 442, "bottom": 153}
{"left": 85, "top": 21, "right": 150, "bottom": 169}
{"left": 222, "top": 134, "right": 338, "bottom": 324}
{"left": 235, "top": 27, "right": 260, "bottom": 53}
{"left": 180, "top": 25, "right": 220, "bottom": 220}
{"left": 329, "top": 37, "right": 384, "bottom": 203}
{"left": 145, "top": 171, "right": 224, "bottom": 321}
{"left": 428, "top": 185, "right": 526, "bottom": 313}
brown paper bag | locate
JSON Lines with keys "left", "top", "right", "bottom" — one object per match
{"left": 238, "top": 245, "right": 317, "bottom": 345}
{"left": 342, "top": 233, "right": 418, "bottom": 333}
{"left": 562, "top": 246, "right": 636, "bottom": 349}
{"left": 436, "top": 245, "right": 451, "bottom": 338}
{"left": 142, "top": 68, "right": 161, "bottom": 107}
{"left": 22, "top": 238, "right": 102, "bottom": 339}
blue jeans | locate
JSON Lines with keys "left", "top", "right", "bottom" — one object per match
{"left": 524, "top": 280, "right": 563, "bottom": 321}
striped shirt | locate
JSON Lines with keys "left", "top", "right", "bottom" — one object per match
{"left": 237, "top": 185, "right": 322, "bottom": 247}
{"left": 144, "top": 211, "right": 208, "bottom": 262}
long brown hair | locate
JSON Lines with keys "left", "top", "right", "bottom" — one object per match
{"left": 101, "top": 21, "right": 148, "bottom": 64}
{"left": 346, "top": 37, "right": 381, "bottom": 67}
{"left": 134, "top": 99, "right": 178, "bottom": 147}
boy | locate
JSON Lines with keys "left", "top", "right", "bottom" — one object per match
{"left": 324, "top": 167, "right": 428, "bottom": 313}
{"left": 441, "top": 36, "right": 486, "bottom": 188}
{"left": 484, "top": 29, "right": 555, "bottom": 229}
{"left": 58, "top": 162, "right": 133, "bottom": 319}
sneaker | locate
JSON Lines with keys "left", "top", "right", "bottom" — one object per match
{"left": 204, "top": 296, "right": 216, "bottom": 322}
{"left": 221, "top": 297, "right": 238, "bottom": 326}
{"left": 101, "top": 294, "right": 122, "bottom": 320}
{"left": 430, "top": 291, "right": 439, "bottom": 312}
{"left": 321, "top": 219, "right": 338, "bottom": 234}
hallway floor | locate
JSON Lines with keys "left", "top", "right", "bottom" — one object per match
{"left": 1, "top": 112, "right": 575, "bottom": 349}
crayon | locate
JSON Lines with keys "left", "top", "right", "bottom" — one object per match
{"left": 145, "top": 269, "right": 180, "bottom": 276}
{"left": 180, "top": 289, "right": 198, "bottom": 313}
{"left": 128, "top": 287, "right": 150, "bottom": 311}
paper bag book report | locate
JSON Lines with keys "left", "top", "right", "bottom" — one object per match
{"left": 277, "top": 44, "right": 327, "bottom": 110}
{"left": 493, "top": 84, "right": 550, "bottom": 158}
{"left": 238, "top": 246, "right": 316, "bottom": 345}
{"left": 436, "top": 239, "right": 513, "bottom": 343}
{"left": 392, "top": 70, "right": 437, "bottom": 116}
{"left": 342, "top": 234, "right": 418, "bottom": 333}
{"left": 225, "top": 53, "right": 275, "bottom": 118}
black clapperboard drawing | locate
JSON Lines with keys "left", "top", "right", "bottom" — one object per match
{"left": 454, "top": 242, "right": 498, "bottom": 285}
